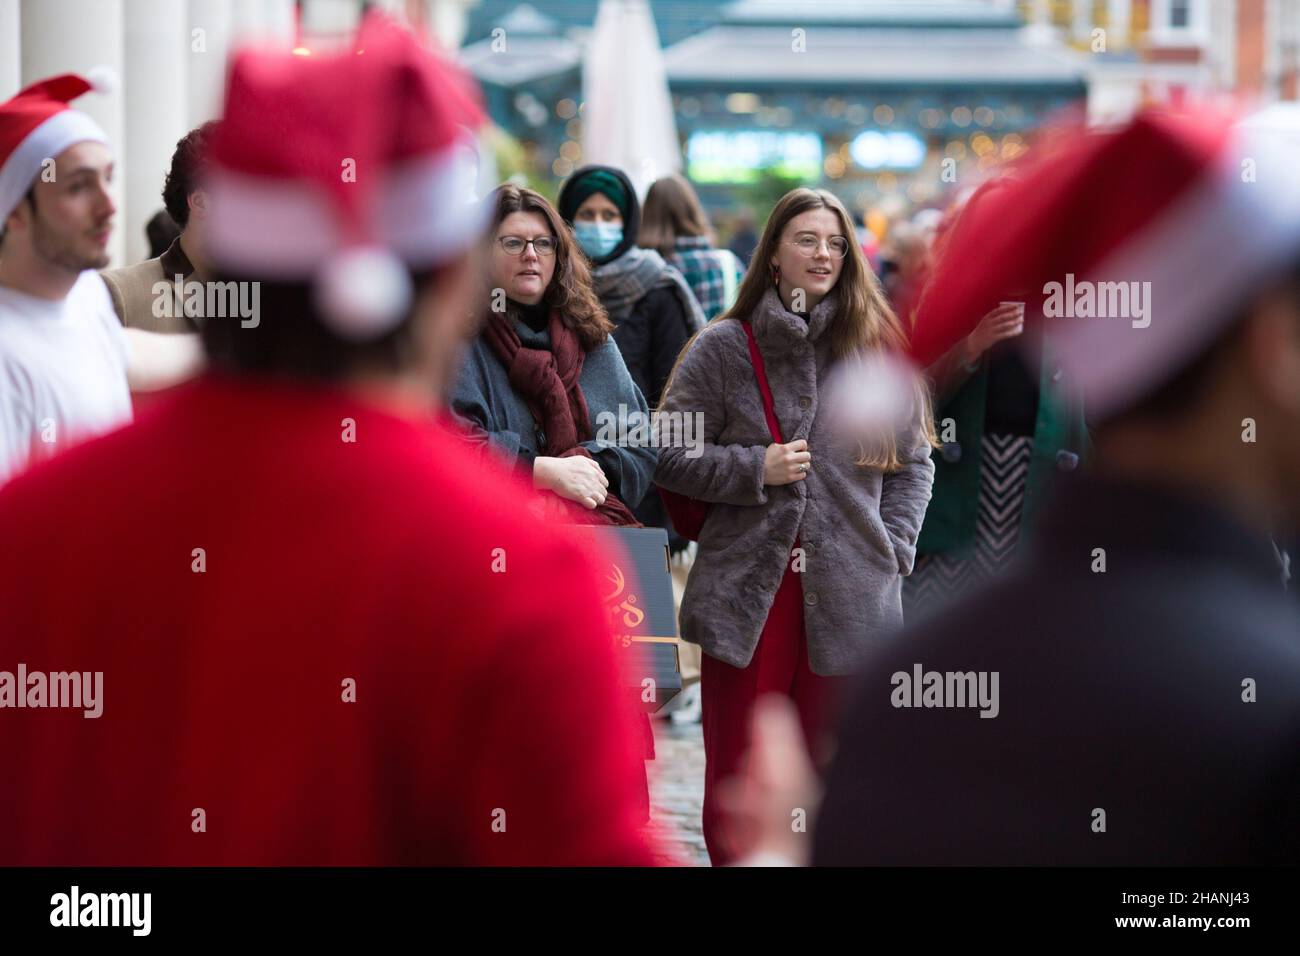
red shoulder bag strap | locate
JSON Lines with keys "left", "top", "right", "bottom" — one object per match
{"left": 742, "top": 320, "right": 784, "bottom": 444}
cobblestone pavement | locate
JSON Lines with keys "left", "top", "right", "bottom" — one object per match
{"left": 647, "top": 717, "right": 709, "bottom": 866}
{"left": 648, "top": 554, "right": 710, "bottom": 866}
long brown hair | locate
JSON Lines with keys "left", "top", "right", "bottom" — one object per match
{"left": 638, "top": 174, "right": 713, "bottom": 259}
{"left": 664, "top": 187, "right": 936, "bottom": 471}
{"left": 484, "top": 184, "right": 613, "bottom": 351}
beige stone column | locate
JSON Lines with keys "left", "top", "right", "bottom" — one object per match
{"left": 20, "top": 0, "right": 126, "bottom": 265}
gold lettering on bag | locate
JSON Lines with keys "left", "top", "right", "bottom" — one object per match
{"left": 603, "top": 563, "right": 647, "bottom": 640}
{"left": 601, "top": 561, "right": 678, "bottom": 649}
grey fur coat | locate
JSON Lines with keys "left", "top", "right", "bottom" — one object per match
{"left": 654, "top": 287, "right": 934, "bottom": 676}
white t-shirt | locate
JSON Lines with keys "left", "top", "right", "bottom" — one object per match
{"left": 0, "top": 271, "right": 132, "bottom": 484}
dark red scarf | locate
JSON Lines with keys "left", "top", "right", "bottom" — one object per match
{"left": 484, "top": 307, "right": 639, "bottom": 527}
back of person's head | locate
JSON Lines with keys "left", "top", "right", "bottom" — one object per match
{"left": 1089, "top": 246, "right": 1300, "bottom": 542}
{"left": 639, "top": 173, "right": 712, "bottom": 259}
{"left": 145, "top": 209, "right": 180, "bottom": 259}
{"left": 911, "top": 207, "right": 943, "bottom": 240}
{"left": 888, "top": 222, "right": 929, "bottom": 276}
{"left": 1097, "top": 252, "right": 1300, "bottom": 447}
{"left": 197, "top": 14, "right": 487, "bottom": 392}
{"left": 200, "top": 269, "right": 455, "bottom": 380}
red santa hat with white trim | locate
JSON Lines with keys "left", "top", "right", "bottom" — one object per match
{"left": 912, "top": 105, "right": 1300, "bottom": 419}
{"left": 0, "top": 70, "right": 113, "bottom": 225}
{"left": 205, "top": 13, "right": 490, "bottom": 340}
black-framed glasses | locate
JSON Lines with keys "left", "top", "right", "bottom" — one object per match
{"left": 787, "top": 235, "right": 850, "bottom": 258}
{"left": 498, "top": 235, "right": 557, "bottom": 257}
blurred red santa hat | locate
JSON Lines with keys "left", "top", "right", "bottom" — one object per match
{"left": 912, "top": 105, "right": 1300, "bottom": 419}
{"left": 206, "top": 13, "right": 490, "bottom": 340}
{"left": 0, "top": 70, "right": 113, "bottom": 224}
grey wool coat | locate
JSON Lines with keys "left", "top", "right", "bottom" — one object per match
{"left": 450, "top": 318, "right": 658, "bottom": 509}
{"left": 655, "top": 287, "right": 935, "bottom": 676}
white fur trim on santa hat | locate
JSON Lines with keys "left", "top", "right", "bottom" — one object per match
{"left": 315, "top": 247, "right": 413, "bottom": 341}
{"left": 0, "top": 109, "right": 110, "bottom": 223}
{"left": 1050, "top": 118, "right": 1300, "bottom": 419}
{"left": 205, "top": 143, "right": 492, "bottom": 278}
{"left": 205, "top": 173, "right": 341, "bottom": 276}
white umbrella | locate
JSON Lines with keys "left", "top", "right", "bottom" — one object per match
{"left": 581, "top": 0, "right": 681, "bottom": 198}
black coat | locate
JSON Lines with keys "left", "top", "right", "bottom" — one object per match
{"left": 813, "top": 473, "right": 1300, "bottom": 865}
{"left": 614, "top": 284, "right": 695, "bottom": 551}
{"left": 612, "top": 283, "right": 693, "bottom": 412}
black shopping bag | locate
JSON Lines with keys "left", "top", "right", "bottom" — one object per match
{"left": 578, "top": 526, "right": 683, "bottom": 713}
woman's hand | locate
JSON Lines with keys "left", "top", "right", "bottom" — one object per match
{"left": 533, "top": 455, "right": 609, "bottom": 509}
{"left": 763, "top": 439, "right": 811, "bottom": 486}
{"left": 962, "top": 302, "right": 1024, "bottom": 364}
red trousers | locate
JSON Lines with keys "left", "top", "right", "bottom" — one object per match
{"left": 700, "top": 559, "right": 844, "bottom": 866}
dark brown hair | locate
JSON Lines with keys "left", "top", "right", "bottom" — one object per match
{"left": 146, "top": 209, "right": 180, "bottom": 258}
{"left": 638, "top": 174, "right": 712, "bottom": 259}
{"left": 163, "top": 122, "right": 219, "bottom": 230}
{"left": 199, "top": 267, "right": 443, "bottom": 380}
{"left": 485, "top": 184, "right": 612, "bottom": 351}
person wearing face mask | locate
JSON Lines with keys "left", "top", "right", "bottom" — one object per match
{"left": 557, "top": 166, "right": 706, "bottom": 549}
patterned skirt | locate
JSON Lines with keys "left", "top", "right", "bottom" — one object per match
{"left": 904, "top": 433, "right": 1034, "bottom": 621}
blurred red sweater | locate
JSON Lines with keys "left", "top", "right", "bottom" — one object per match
{"left": 0, "top": 373, "right": 657, "bottom": 866}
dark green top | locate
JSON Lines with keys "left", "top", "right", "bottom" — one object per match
{"left": 916, "top": 335, "right": 1091, "bottom": 555}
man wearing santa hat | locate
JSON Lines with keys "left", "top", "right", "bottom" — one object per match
{"left": 725, "top": 107, "right": 1300, "bottom": 866}
{"left": 0, "top": 15, "right": 658, "bottom": 866}
{"left": 0, "top": 72, "right": 203, "bottom": 484}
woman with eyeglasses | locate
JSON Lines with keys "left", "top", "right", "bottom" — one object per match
{"left": 654, "top": 187, "right": 936, "bottom": 865}
{"left": 451, "top": 184, "right": 655, "bottom": 527}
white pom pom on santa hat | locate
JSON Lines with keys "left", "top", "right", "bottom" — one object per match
{"left": 314, "top": 247, "right": 413, "bottom": 341}
{"left": 824, "top": 350, "right": 921, "bottom": 436}
{"left": 83, "top": 66, "right": 118, "bottom": 95}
